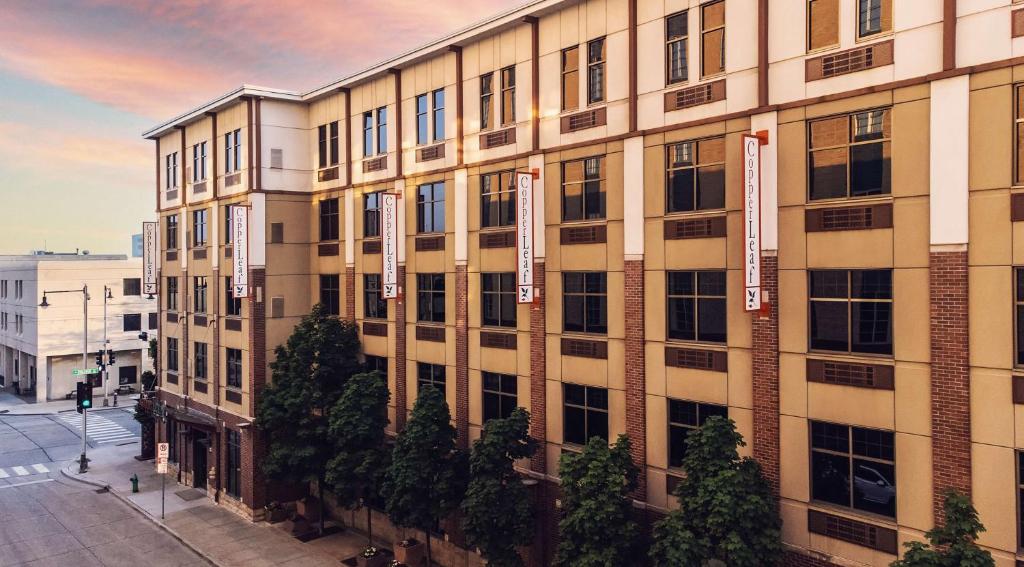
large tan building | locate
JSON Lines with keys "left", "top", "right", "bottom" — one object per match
{"left": 144, "top": 1, "right": 1024, "bottom": 564}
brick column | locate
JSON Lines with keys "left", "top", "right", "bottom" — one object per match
{"left": 623, "top": 259, "right": 646, "bottom": 498}
{"left": 529, "top": 262, "right": 547, "bottom": 474}
{"left": 395, "top": 265, "right": 408, "bottom": 430}
{"left": 345, "top": 265, "right": 356, "bottom": 321}
{"left": 212, "top": 268, "right": 220, "bottom": 406}
{"left": 455, "top": 264, "right": 469, "bottom": 448}
{"left": 752, "top": 255, "right": 780, "bottom": 496}
{"left": 246, "top": 268, "right": 267, "bottom": 511}
{"left": 929, "top": 249, "right": 970, "bottom": 521}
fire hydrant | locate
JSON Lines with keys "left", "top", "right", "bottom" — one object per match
{"left": 113, "top": 391, "right": 119, "bottom": 407}
{"left": 130, "top": 473, "right": 139, "bottom": 493}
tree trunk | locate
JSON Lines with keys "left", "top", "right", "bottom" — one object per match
{"left": 426, "top": 530, "right": 432, "bottom": 566}
{"left": 318, "top": 472, "right": 326, "bottom": 536}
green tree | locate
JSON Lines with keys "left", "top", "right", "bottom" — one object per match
{"left": 891, "top": 490, "right": 994, "bottom": 567}
{"left": 383, "top": 387, "right": 468, "bottom": 565}
{"left": 255, "top": 304, "right": 361, "bottom": 535}
{"left": 140, "top": 370, "right": 156, "bottom": 392}
{"left": 462, "top": 408, "right": 537, "bottom": 567}
{"left": 555, "top": 434, "right": 639, "bottom": 567}
{"left": 326, "top": 371, "right": 390, "bottom": 548}
{"left": 650, "top": 416, "right": 782, "bottom": 567}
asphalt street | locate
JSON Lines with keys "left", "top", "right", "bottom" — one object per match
{"left": 0, "top": 412, "right": 204, "bottom": 566}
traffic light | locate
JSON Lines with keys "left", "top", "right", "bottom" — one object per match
{"left": 107, "top": 350, "right": 116, "bottom": 366}
{"left": 75, "top": 382, "right": 93, "bottom": 413}
{"left": 95, "top": 353, "right": 104, "bottom": 368}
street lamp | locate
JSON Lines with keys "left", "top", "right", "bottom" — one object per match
{"left": 39, "top": 284, "right": 91, "bottom": 473}
{"left": 102, "top": 285, "right": 114, "bottom": 406}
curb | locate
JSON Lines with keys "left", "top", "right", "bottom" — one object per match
{"left": 1, "top": 407, "right": 133, "bottom": 417}
{"left": 59, "top": 462, "right": 221, "bottom": 567}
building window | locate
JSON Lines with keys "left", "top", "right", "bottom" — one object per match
{"left": 483, "top": 372, "right": 518, "bottom": 422}
{"left": 416, "top": 182, "right": 445, "bottom": 233}
{"left": 16, "top": 314, "right": 23, "bottom": 335}
{"left": 433, "top": 89, "right": 445, "bottom": 142}
{"left": 192, "top": 209, "right": 208, "bottom": 247}
{"left": 563, "top": 272, "right": 607, "bottom": 334}
{"left": 167, "top": 277, "right": 178, "bottom": 311}
{"left": 192, "top": 141, "right": 207, "bottom": 182}
{"left": 809, "top": 269, "right": 892, "bottom": 355}
{"left": 167, "top": 419, "right": 178, "bottom": 462}
{"left": 668, "top": 400, "right": 727, "bottom": 468}
{"left": 194, "top": 342, "right": 208, "bottom": 381}
{"left": 1, "top": 280, "right": 6, "bottom": 299}
{"left": 364, "top": 274, "right": 387, "bottom": 320}
{"left": 318, "top": 121, "right": 339, "bottom": 168}
{"left": 857, "top": 0, "right": 891, "bottom": 39}
{"left": 808, "top": 0, "right": 839, "bottom": 51}
{"left": 481, "top": 73, "right": 494, "bottom": 131}
{"left": 701, "top": 0, "right": 725, "bottom": 77}
{"left": 225, "top": 129, "right": 241, "bottom": 173}
{"left": 417, "top": 362, "right": 446, "bottom": 394}
{"left": 364, "top": 192, "right": 381, "bottom": 238}
{"left": 225, "top": 429, "right": 241, "bottom": 498}
{"left": 482, "top": 273, "right": 516, "bottom": 328}
{"left": 416, "top": 273, "right": 446, "bottom": 323}
{"left": 500, "top": 66, "right": 516, "bottom": 125}
{"left": 416, "top": 94, "right": 429, "bottom": 145}
{"left": 319, "top": 198, "right": 339, "bottom": 241}
{"left": 226, "top": 348, "right": 243, "bottom": 389}
{"left": 376, "top": 107, "right": 387, "bottom": 155}
{"left": 148, "top": 312, "right": 158, "bottom": 330}
{"left": 587, "top": 38, "right": 606, "bottom": 105}
{"left": 14, "top": 281, "right": 22, "bottom": 300}
{"left": 165, "top": 152, "right": 178, "bottom": 189}
{"left": 666, "top": 12, "right": 688, "bottom": 85}
{"left": 667, "top": 271, "right": 727, "bottom": 343}
{"left": 811, "top": 421, "right": 896, "bottom": 518}
{"left": 562, "top": 46, "right": 580, "bottom": 111}
{"left": 193, "top": 277, "right": 208, "bottom": 313}
{"left": 363, "top": 112, "right": 374, "bottom": 158}
{"left": 123, "top": 278, "right": 142, "bottom": 296}
{"left": 666, "top": 138, "right": 726, "bottom": 213}
{"left": 365, "top": 355, "right": 388, "bottom": 377}
{"left": 166, "top": 215, "right": 178, "bottom": 250}
{"left": 167, "top": 338, "right": 179, "bottom": 372}
{"left": 123, "top": 314, "right": 142, "bottom": 332}
{"left": 223, "top": 206, "right": 233, "bottom": 245}
{"left": 809, "top": 108, "right": 892, "bottom": 201}
{"left": 1016, "top": 86, "right": 1024, "bottom": 186}
{"left": 320, "top": 274, "right": 340, "bottom": 316}
{"left": 225, "top": 277, "right": 242, "bottom": 317}
{"left": 1, "top": 313, "right": 7, "bottom": 331}
{"left": 563, "top": 384, "right": 608, "bottom": 445}
{"left": 1016, "top": 269, "right": 1024, "bottom": 366}
{"left": 481, "top": 171, "right": 515, "bottom": 228}
{"left": 562, "top": 157, "right": 606, "bottom": 222}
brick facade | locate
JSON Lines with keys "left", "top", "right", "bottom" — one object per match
{"left": 247, "top": 268, "right": 267, "bottom": 511}
{"left": 345, "top": 265, "right": 356, "bottom": 321}
{"left": 623, "top": 259, "right": 647, "bottom": 498}
{"left": 395, "top": 265, "right": 408, "bottom": 430}
{"left": 783, "top": 550, "right": 835, "bottom": 566}
{"left": 529, "top": 261, "right": 546, "bottom": 474}
{"left": 929, "top": 249, "right": 971, "bottom": 522}
{"left": 752, "top": 254, "right": 780, "bottom": 496}
{"left": 455, "top": 264, "right": 469, "bottom": 448}
{"left": 212, "top": 268, "right": 220, "bottom": 406}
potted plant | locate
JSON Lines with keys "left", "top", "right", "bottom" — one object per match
{"left": 394, "top": 538, "right": 424, "bottom": 566}
{"left": 264, "top": 501, "right": 288, "bottom": 524}
{"left": 357, "top": 546, "right": 387, "bottom": 567}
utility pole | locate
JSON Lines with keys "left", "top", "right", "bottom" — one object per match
{"left": 40, "top": 284, "right": 91, "bottom": 473}
{"left": 102, "top": 285, "right": 112, "bottom": 406}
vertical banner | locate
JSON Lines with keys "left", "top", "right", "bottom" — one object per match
{"left": 142, "top": 221, "right": 158, "bottom": 295}
{"left": 381, "top": 193, "right": 400, "bottom": 299}
{"left": 515, "top": 172, "right": 534, "bottom": 303}
{"left": 742, "top": 135, "right": 762, "bottom": 311}
{"left": 231, "top": 206, "right": 249, "bottom": 298}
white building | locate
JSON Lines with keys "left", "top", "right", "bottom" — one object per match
{"left": 0, "top": 252, "right": 157, "bottom": 402}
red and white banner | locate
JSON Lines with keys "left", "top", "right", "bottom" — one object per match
{"left": 231, "top": 206, "right": 249, "bottom": 298}
{"left": 515, "top": 172, "right": 534, "bottom": 303}
{"left": 742, "top": 135, "right": 761, "bottom": 311}
{"left": 142, "top": 221, "right": 158, "bottom": 295}
{"left": 381, "top": 193, "right": 400, "bottom": 299}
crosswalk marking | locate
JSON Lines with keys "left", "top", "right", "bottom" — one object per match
{"left": 11, "top": 466, "right": 28, "bottom": 476}
{"left": 31, "top": 464, "right": 48, "bottom": 474}
{"left": 0, "top": 463, "right": 54, "bottom": 480}
{"left": 57, "top": 412, "right": 137, "bottom": 444}
{"left": 0, "top": 469, "right": 8, "bottom": 479}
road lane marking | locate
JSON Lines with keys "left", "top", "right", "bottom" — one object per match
{"left": 11, "top": 466, "right": 29, "bottom": 476}
{"left": 31, "top": 464, "right": 48, "bottom": 473}
{"left": 0, "top": 479, "right": 54, "bottom": 489}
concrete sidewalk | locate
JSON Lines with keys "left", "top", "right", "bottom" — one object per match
{"left": 61, "top": 444, "right": 375, "bottom": 566}
{"left": 0, "top": 390, "right": 140, "bottom": 415}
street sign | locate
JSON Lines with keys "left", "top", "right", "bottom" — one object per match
{"left": 156, "top": 442, "right": 169, "bottom": 474}
{"left": 742, "top": 134, "right": 762, "bottom": 311}
{"left": 515, "top": 172, "right": 534, "bottom": 304}
{"left": 142, "top": 221, "right": 158, "bottom": 294}
{"left": 72, "top": 368, "right": 100, "bottom": 376}
{"left": 381, "top": 193, "right": 400, "bottom": 299}
{"left": 231, "top": 206, "right": 249, "bottom": 298}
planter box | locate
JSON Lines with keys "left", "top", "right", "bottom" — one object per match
{"left": 296, "top": 497, "right": 321, "bottom": 522}
{"left": 265, "top": 508, "right": 288, "bottom": 524}
{"left": 394, "top": 540, "right": 424, "bottom": 566}
{"left": 357, "top": 554, "right": 388, "bottom": 567}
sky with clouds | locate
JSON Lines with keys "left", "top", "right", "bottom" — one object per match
{"left": 0, "top": 0, "right": 520, "bottom": 255}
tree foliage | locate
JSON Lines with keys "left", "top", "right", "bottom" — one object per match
{"left": 650, "top": 416, "right": 782, "bottom": 567}
{"left": 326, "top": 371, "right": 390, "bottom": 545}
{"left": 555, "top": 434, "right": 639, "bottom": 567}
{"left": 891, "top": 490, "right": 994, "bottom": 567}
{"left": 384, "top": 387, "right": 468, "bottom": 563}
{"left": 462, "top": 408, "right": 537, "bottom": 567}
{"left": 255, "top": 304, "right": 361, "bottom": 532}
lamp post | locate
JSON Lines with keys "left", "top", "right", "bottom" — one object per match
{"left": 40, "top": 285, "right": 91, "bottom": 473}
{"left": 102, "top": 286, "right": 113, "bottom": 406}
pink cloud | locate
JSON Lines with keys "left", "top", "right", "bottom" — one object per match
{"left": 0, "top": 122, "right": 150, "bottom": 172}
